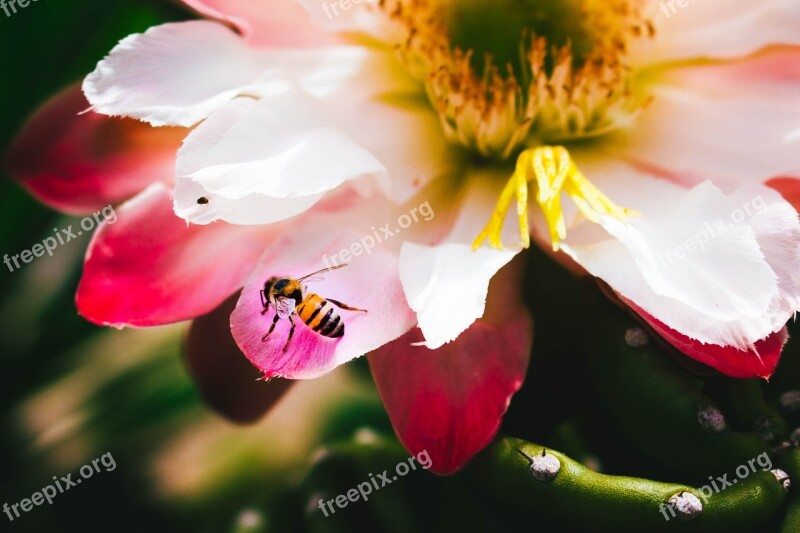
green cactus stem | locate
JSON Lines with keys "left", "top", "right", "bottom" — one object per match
{"left": 468, "top": 436, "right": 788, "bottom": 532}
{"left": 705, "top": 379, "right": 789, "bottom": 443}
{"left": 578, "top": 286, "right": 771, "bottom": 480}
{"left": 778, "top": 449, "right": 800, "bottom": 533}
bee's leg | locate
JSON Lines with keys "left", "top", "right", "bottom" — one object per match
{"left": 327, "top": 299, "right": 368, "bottom": 313}
{"left": 282, "top": 316, "right": 296, "bottom": 353}
{"left": 260, "top": 291, "right": 269, "bottom": 315}
{"left": 262, "top": 314, "right": 280, "bottom": 341}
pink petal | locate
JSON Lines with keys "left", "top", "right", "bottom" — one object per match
{"left": 623, "top": 296, "right": 787, "bottom": 379}
{"left": 292, "top": 0, "right": 385, "bottom": 34}
{"left": 181, "top": 0, "right": 339, "bottom": 47}
{"left": 231, "top": 232, "right": 416, "bottom": 380}
{"left": 368, "top": 315, "right": 533, "bottom": 475}
{"left": 185, "top": 293, "right": 293, "bottom": 423}
{"left": 77, "top": 183, "right": 269, "bottom": 327}
{"left": 4, "top": 84, "right": 184, "bottom": 215}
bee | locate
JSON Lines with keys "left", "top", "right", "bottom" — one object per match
{"left": 260, "top": 264, "right": 367, "bottom": 352}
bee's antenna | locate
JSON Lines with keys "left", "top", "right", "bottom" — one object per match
{"left": 298, "top": 263, "right": 348, "bottom": 281}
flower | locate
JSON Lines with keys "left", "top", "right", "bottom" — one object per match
{"left": 6, "top": 0, "right": 800, "bottom": 473}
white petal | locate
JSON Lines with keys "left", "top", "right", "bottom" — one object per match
{"left": 400, "top": 176, "right": 522, "bottom": 349}
{"left": 256, "top": 45, "right": 418, "bottom": 102}
{"left": 260, "top": 47, "right": 452, "bottom": 203}
{"left": 344, "top": 97, "right": 457, "bottom": 204}
{"left": 175, "top": 43, "right": 450, "bottom": 223}
{"left": 728, "top": 184, "right": 800, "bottom": 319}
{"left": 400, "top": 243, "right": 518, "bottom": 350}
{"left": 84, "top": 21, "right": 265, "bottom": 127}
{"left": 640, "top": 0, "right": 800, "bottom": 64}
{"left": 174, "top": 177, "right": 324, "bottom": 225}
{"left": 555, "top": 158, "right": 787, "bottom": 349}
{"left": 175, "top": 93, "right": 387, "bottom": 225}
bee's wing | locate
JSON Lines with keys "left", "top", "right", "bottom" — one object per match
{"left": 275, "top": 297, "right": 295, "bottom": 319}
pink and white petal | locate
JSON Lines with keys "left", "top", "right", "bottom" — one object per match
{"left": 369, "top": 271, "right": 533, "bottom": 476}
{"left": 84, "top": 21, "right": 266, "bottom": 127}
{"left": 78, "top": 183, "right": 269, "bottom": 327}
{"left": 623, "top": 93, "right": 800, "bottom": 186}
{"left": 624, "top": 297, "right": 787, "bottom": 379}
{"left": 659, "top": 46, "right": 800, "bottom": 104}
{"left": 554, "top": 157, "right": 785, "bottom": 350}
{"left": 185, "top": 293, "right": 294, "bottom": 423}
{"left": 231, "top": 231, "right": 416, "bottom": 380}
{"left": 640, "top": 0, "right": 800, "bottom": 64}
{"left": 768, "top": 176, "right": 800, "bottom": 213}
{"left": 615, "top": 76, "right": 800, "bottom": 190}
{"left": 4, "top": 84, "right": 184, "bottom": 215}
{"left": 294, "top": 0, "right": 386, "bottom": 35}
{"left": 180, "top": 0, "right": 338, "bottom": 47}
{"left": 400, "top": 175, "right": 526, "bottom": 349}
{"left": 174, "top": 95, "right": 387, "bottom": 224}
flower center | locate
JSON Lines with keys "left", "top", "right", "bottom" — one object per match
{"left": 444, "top": 0, "right": 595, "bottom": 81}
{"left": 381, "top": 0, "right": 649, "bottom": 251}
{"left": 382, "top": 0, "right": 654, "bottom": 158}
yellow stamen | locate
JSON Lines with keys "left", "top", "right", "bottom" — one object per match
{"left": 381, "top": 0, "right": 655, "bottom": 157}
{"left": 472, "top": 146, "right": 637, "bottom": 252}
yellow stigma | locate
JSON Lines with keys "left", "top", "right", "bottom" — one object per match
{"left": 472, "top": 146, "right": 636, "bottom": 251}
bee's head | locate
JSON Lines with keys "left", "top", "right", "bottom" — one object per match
{"left": 272, "top": 278, "right": 290, "bottom": 295}
{"left": 265, "top": 277, "right": 303, "bottom": 304}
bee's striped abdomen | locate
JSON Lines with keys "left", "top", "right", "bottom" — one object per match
{"left": 297, "top": 293, "right": 344, "bottom": 338}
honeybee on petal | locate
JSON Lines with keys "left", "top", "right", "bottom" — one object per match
{"left": 260, "top": 264, "right": 367, "bottom": 352}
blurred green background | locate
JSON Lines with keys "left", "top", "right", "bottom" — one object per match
{"left": 0, "top": 0, "right": 180, "bottom": 528}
